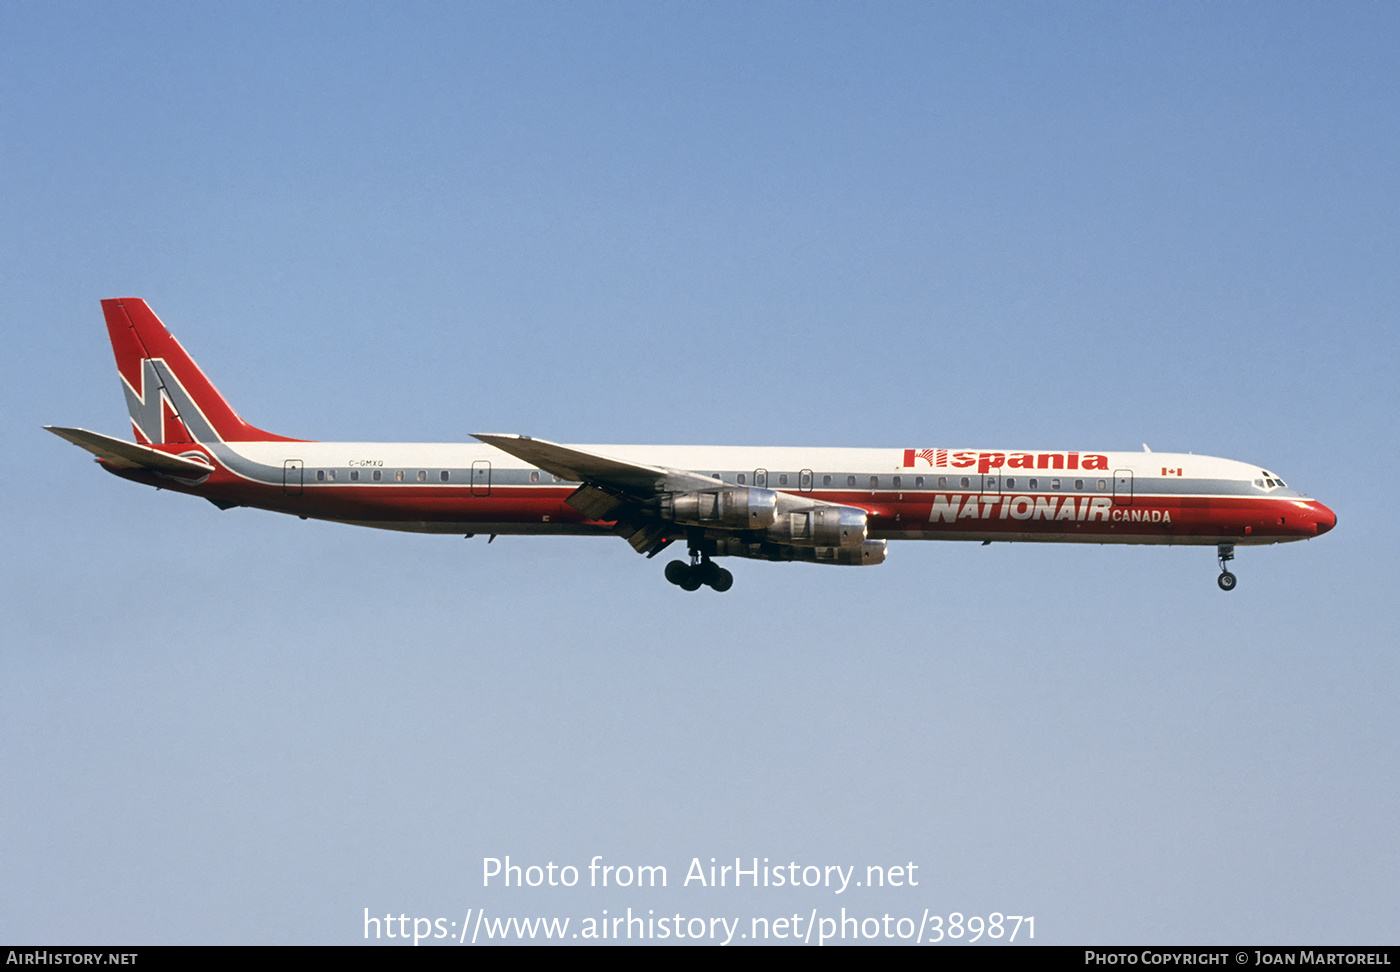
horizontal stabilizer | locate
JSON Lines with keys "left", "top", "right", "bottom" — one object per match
{"left": 46, "top": 426, "right": 215, "bottom": 475}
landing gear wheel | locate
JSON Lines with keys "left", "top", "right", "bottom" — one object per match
{"left": 1215, "top": 542, "right": 1237, "bottom": 592}
{"left": 709, "top": 567, "right": 734, "bottom": 592}
{"left": 667, "top": 544, "right": 734, "bottom": 592}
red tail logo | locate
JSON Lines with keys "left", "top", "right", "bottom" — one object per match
{"left": 103, "top": 299, "right": 295, "bottom": 444}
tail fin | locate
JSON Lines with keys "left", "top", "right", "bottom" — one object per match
{"left": 102, "top": 298, "right": 295, "bottom": 444}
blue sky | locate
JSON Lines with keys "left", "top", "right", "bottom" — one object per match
{"left": 3, "top": 1, "right": 1396, "bottom": 944}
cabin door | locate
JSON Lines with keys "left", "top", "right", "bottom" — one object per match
{"left": 283, "top": 459, "right": 303, "bottom": 496}
{"left": 472, "top": 460, "right": 491, "bottom": 497}
{"left": 1113, "top": 469, "right": 1134, "bottom": 506}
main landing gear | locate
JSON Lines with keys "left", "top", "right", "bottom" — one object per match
{"left": 665, "top": 553, "right": 734, "bottom": 593}
{"left": 1217, "top": 543, "right": 1237, "bottom": 592}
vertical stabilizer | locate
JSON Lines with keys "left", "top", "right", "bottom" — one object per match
{"left": 102, "top": 298, "right": 295, "bottom": 444}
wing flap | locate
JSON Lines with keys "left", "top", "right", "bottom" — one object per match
{"left": 565, "top": 484, "right": 633, "bottom": 521}
{"left": 46, "top": 426, "right": 215, "bottom": 475}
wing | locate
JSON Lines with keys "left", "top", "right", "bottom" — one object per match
{"left": 471, "top": 433, "right": 879, "bottom": 567}
{"left": 470, "top": 433, "right": 718, "bottom": 495}
{"left": 46, "top": 426, "right": 216, "bottom": 476}
{"left": 472, "top": 433, "right": 717, "bottom": 555}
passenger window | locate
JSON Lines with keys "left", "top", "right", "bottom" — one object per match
{"left": 417, "top": 470, "right": 427, "bottom": 483}
{"left": 395, "top": 470, "right": 404, "bottom": 482}
{"left": 327, "top": 470, "right": 336, "bottom": 481}
{"left": 737, "top": 473, "right": 746, "bottom": 485}
{"left": 847, "top": 475, "right": 857, "bottom": 487}
{"left": 915, "top": 476, "right": 924, "bottom": 488}
{"left": 316, "top": 470, "right": 325, "bottom": 482}
{"left": 1051, "top": 478, "right": 1060, "bottom": 490}
{"left": 440, "top": 471, "right": 449, "bottom": 482}
{"left": 1006, "top": 478, "right": 1016, "bottom": 489}
{"left": 1028, "top": 478, "right": 1038, "bottom": 489}
{"left": 1075, "top": 479, "right": 1084, "bottom": 490}
{"left": 959, "top": 477, "right": 970, "bottom": 488}
{"left": 893, "top": 476, "right": 902, "bottom": 488}
{"left": 778, "top": 474, "right": 788, "bottom": 486}
{"left": 822, "top": 475, "right": 832, "bottom": 486}
{"left": 938, "top": 476, "right": 947, "bottom": 488}
{"left": 530, "top": 471, "right": 539, "bottom": 483}
{"left": 869, "top": 476, "right": 879, "bottom": 489}
{"left": 350, "top": 470, "right": 359, "bottom": 482}
{"left": 1097, "top": 479, "right": 1107, "bottom": 490}
{"left": 372, "top": 470, "right": 382, "bottom": 482}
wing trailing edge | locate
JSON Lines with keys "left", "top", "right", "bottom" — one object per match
{"left": 471, "top": 433, "right": 717, "bottom": 495}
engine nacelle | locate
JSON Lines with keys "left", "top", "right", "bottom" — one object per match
{"left": 764, "top": 505, "right": 867, "bottom": 548}
{"left": 712, "top": 538, "right": 887, "bottom": 566}
{"left": 813, "top": 539, "right": 887, "bottom": 566}
{"left": 661, "top": 487, "right": 778, "bottom": 530}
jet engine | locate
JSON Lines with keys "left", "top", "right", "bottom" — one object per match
{"left": 660, "top": 487, "right": 779, "bottom": 530}
{"left": 763, "top": 506, "right": 868, "bottom": 548}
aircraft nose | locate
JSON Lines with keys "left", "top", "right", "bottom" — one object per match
{"left": 1313, "top": 502, "right": 1337, "bottom": 536}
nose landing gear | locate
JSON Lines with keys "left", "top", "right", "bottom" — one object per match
{"left": 665, "top": 550, "right": 733, "bottom": 593}
{"left": 1217, "top": 543, "right": 1237, "bottom": 591}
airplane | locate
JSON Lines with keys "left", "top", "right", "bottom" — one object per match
{"left": 48, "top": 299, "right": 1335, "bottom": 593}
